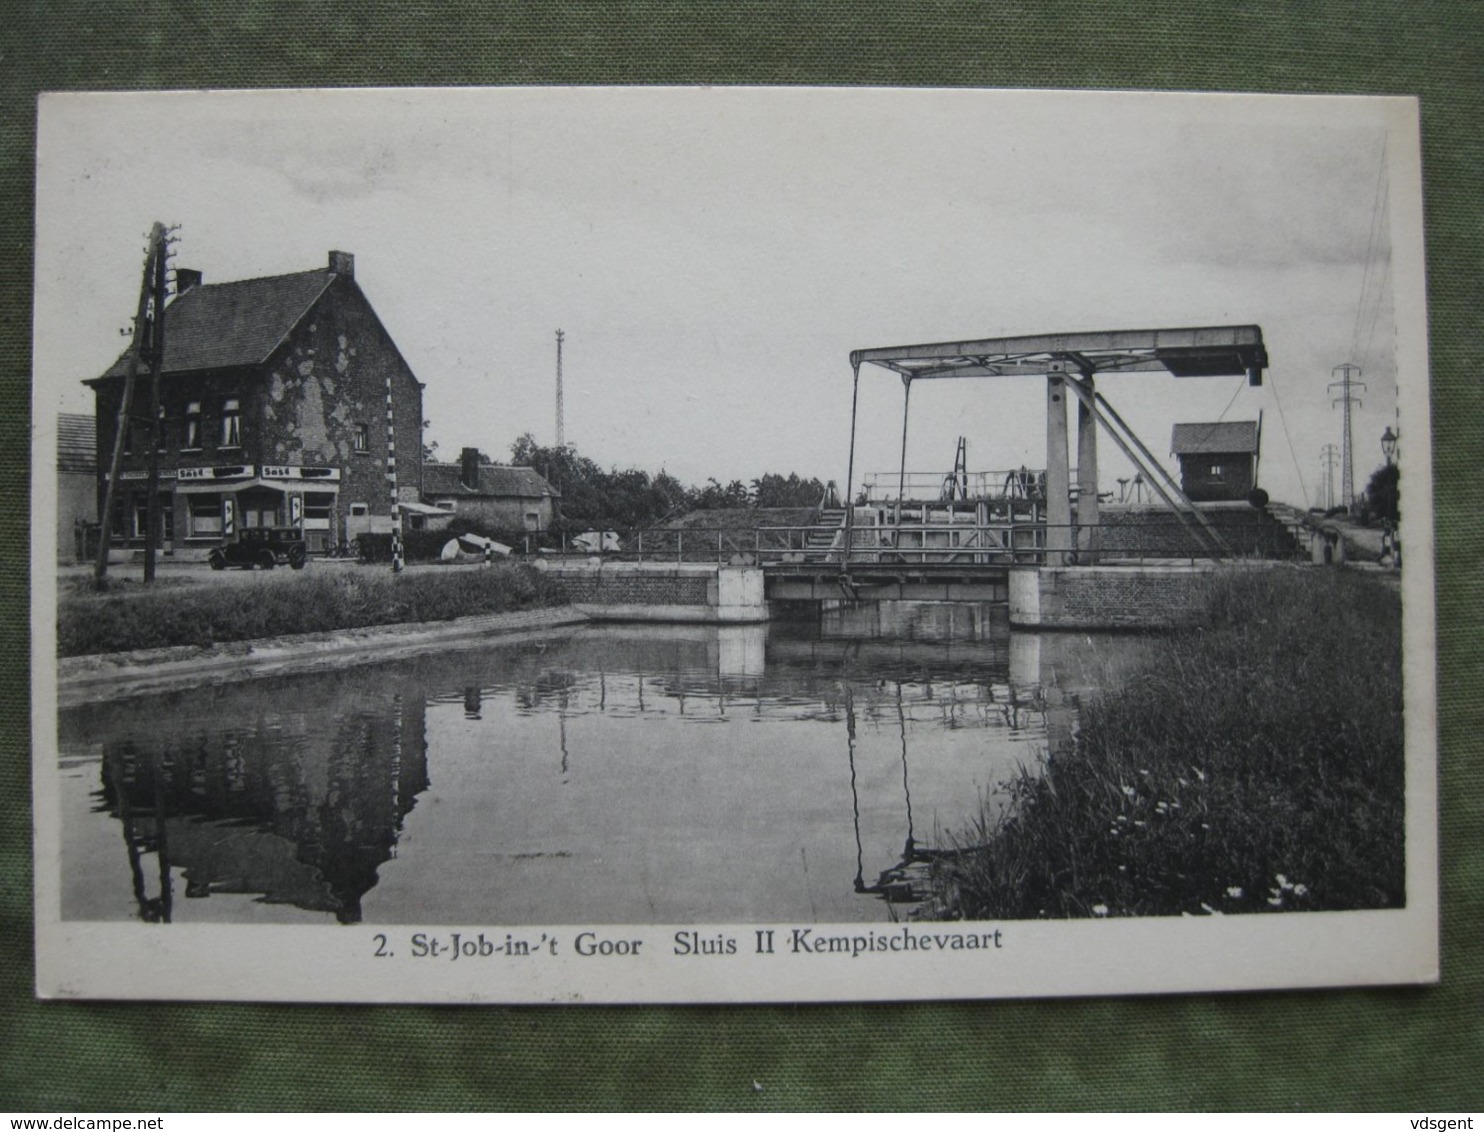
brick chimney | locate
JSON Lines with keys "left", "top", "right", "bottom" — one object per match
{"left": 175, "top": 268, "right": 203, "bottom": 294}
{"left": 328, "top": 250, "right": 355, "bottom": 278}
{"left": 460, "top": 447, "right": 481, "bottom": 491}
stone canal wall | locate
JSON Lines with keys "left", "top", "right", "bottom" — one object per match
{"left": 534, "top": 560, "right": 769, "bottom": 623}
{"left": 1009, "top": 564, "right": 1215, "bottom": 630}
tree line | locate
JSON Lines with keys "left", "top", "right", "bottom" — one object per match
{"left": 508, "top": 433, "right": 831, "bottom": 530}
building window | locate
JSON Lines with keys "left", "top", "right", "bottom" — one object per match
{"left": 220, "top": 397, "right": 241, "bottom": 448}
{"left": 184, "top": 401, "right": 202, "bottom": 450}
{"left": 353, "top": 423, "right": 369, "bottom": 453}
{"left": 188, "top": 494, "right": 224, "bottom": 538}
{"left": 524, "top": 512, "right": 541, "bottom": 531}
{"left": 156, "top": 405, "right": 168, "bottom": 452}
{"left": 303, "top": 492, "right": 334, "bottom": 531}
{"left": 132, "top": 493, "right": 175, "bottom": 541}
{"left": 349, "top": 503, "right": 369, "bottom": 516}
{"left": 1208, "top": 464, "right": 1225, "bottom": 480}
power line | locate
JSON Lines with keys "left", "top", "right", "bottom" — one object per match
{"left": 1349, "top": 135, "right": 1389, "bottom": 366}
{"left": 1265, "top": 368, "right": 1309, "bottom": 508}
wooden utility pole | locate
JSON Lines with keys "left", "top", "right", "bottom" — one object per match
{"left": 95, "top": 223, "right": 166, "bottom": 589}
{"left": 142, "top": 230, "right": 169, "bottom": 583}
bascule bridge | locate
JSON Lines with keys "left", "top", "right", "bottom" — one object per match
{"left": 540, "top": 325, "right": 1295, "bottom": 627}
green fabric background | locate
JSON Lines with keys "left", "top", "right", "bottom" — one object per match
{"left": 2, "top": 1, "right": 1480, "bottom": 1112}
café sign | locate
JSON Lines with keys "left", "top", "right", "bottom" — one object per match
{"left": 262, "top": 465, "right": 341, "bottom": 482}
{"left": 176, "top": 464, "right": 255, "bottom": 482}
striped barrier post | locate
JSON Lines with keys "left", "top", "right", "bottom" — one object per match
{"left": 386, "top": 371, "right": 403, "bottom": 573}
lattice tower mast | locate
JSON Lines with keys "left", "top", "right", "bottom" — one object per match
{"left": 1319, "top": 443, "right": 1340, "bottom": 510}
{"left": 1329, "top": 363, "right": 1366, "bottom": 509}
{"left": 555, "top": 328, "right": 565, "bottom": 448}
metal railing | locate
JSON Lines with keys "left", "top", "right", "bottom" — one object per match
{"left": 536, "top": 515, "right": 1309, "bottom": 567}
{"left": 861, "top": 468, "right": 1047, "bottom": 504}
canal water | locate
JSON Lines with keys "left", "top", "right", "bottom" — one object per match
{"left": 57, "top": 603, "right": 1145, "bottom": 926}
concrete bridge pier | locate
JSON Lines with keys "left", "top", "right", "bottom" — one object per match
{"left": 535, "top": 560, "right": 770, "bottom": 623}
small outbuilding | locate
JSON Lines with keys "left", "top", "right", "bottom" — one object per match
{"left": 1170, "top": 420, "right": 1260, "bottom": 502}
{"left": 422, "top": 448, "right": 561, "bottom": 533}
{"left": 58, "top": 412, "right": 97, "bottom": 561}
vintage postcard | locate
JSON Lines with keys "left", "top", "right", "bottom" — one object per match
{"left": 31, "top": 87, "right": 1436, "bottom": 1003}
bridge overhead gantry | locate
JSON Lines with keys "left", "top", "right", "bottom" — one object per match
{"left": 845, "top": 325, "right": 1269, "bottom": 565}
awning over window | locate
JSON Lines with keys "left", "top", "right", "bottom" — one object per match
{"left": 176, "top": 477, "right": 340, "bottom": 495}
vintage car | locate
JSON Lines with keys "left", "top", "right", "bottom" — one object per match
{"left": 207, "top": 526, "right": 308, "bottom": 571}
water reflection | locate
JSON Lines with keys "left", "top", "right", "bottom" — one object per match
{"left": 59, "top": 604, "right": 1141, "bottom": 925}
{"left": 67, "top": 675, "right": 428, "bottom": 924}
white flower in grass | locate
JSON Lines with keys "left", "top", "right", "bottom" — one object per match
{"left": 1267, "top": 896, "right": 1284, "bottom": 907}
{"left": 1200, "top": 902, "right": 1224, "bottom": 916}
{"left": 1276, "top": 874, "right": 1294, "bottom": 890}
{"left": 1193, "top": 767, "right": 1206, "bottom": 782}
{"left": 1225, "top": 886, "right": 1244, "bottom": 899}
{"left": 1092, "top": 904, "right": 1110, "bottom": 917}
{"left": 1121, "top": 784, "right": 1136, "bottom": 798}
{"left": 1293, "top": 884, "right": 1309, "bottom": 897}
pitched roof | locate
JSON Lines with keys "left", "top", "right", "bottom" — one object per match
{"left": 423, "top": 462, "right": 560, "bottom": 499}
{"left": 1171, "top": 420, "right": 1259, "bottom": 456}
{"left": 57, "top": 412, "right": 96, "bottom": 473}
{"left": 97, "top": 268, "right": 335, "bottom": 379}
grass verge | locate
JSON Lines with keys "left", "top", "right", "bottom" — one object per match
{"left": 929, "top": 566, "right": 1404, "bottom": 919}
{"left": 58, "top": 564, "right": 568, "bottom": 657}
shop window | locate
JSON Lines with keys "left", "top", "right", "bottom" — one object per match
{"left": 184, "top": 401, "right": 202, "bottom": 450}
{"left": 220, "top": 397, "right": 241, "bottom": 448}
{"left": 188, "top": 494, "right": 223, "bottom": 538}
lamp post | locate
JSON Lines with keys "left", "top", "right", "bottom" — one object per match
{"left": 1381, "top": 425, "right": 1398, "bottom": 466}
{"left": 1379, "top": 426, "right": 1400, "bottom": 568}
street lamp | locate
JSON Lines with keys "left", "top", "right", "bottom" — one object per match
{"left": 1381, "top": 426, "right": 1398, "bottom": 466}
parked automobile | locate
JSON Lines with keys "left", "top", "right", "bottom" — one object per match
{"left": 208, "top": 526, "right": 308, "bottom": 571}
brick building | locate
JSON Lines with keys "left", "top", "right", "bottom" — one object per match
{"left": 421, "top": 447, "right": 560, "bottom": 533}
{"left": 85, "top": 251, "right": 423, "bottom": 556}
{"left": 1170, "top": 420, "right": 1259, "bottom": 503}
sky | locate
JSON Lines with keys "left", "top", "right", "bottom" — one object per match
{"left": 34, "top": 88, "right": 1423, "bottom": 509}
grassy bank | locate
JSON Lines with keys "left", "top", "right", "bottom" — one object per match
{"left": 58, "top": 564, "right": 567, "bottom": 657}
{"left": 930, "top": 566, "right": 1404, "bottom": 919}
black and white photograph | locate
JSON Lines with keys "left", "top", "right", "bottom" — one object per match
{"left": 31, "top": 87, "right": 1436, "bottom": 1003}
